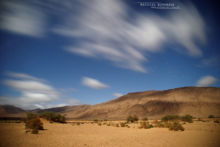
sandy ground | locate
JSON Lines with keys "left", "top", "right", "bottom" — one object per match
{"left": 0, "top": 120, "right": 219, "bottom": 147}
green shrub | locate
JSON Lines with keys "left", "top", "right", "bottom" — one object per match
{"left": 127, "top": 115, "right": 139, "bottom": 123}
{"left": 26, "top": 113, "right": 38, "bottom": 120}
{"left": 208, "top": 115, "right": 215, "bottom": 118}
{"left": 168, "top": 121, "right": 184, "bottom": 131}
{"left": 162, "top": 115, "right": 180, "bottom": 121}
{"left": 181, "top": 115, "right": 193, "bottom": 123}
{"left": 40, "top": 112, "right": 66, "bottom": 123}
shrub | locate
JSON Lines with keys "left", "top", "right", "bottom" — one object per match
{"left": 93, "top": 119, "right": 98, "bottom": 122}
{"left": 181, "top": 115, "right": 193, "bottom": 123}
{"left": 120, "top": 122, "right": 126, "bottom": 127}
{"left": 127, "top": 115, "right": 139, "bottom": 123}
{"left": 139, "top": 121, "right": 153, "bottom": 129}
{"left": 115, "top": 123, "right": 119, "bottom": 127}
{"left": 153, "top": 120, "right": 166, "bottom": 128}
{"left": 25, "top": 117, "right": 44, "bottom": 134}
{"left": 162, "top": 115, "right": 179, "bottom": 121}
{"left": 208, "top": 115, "right": 215, "bottom": 118}
{"left": 98, "top": 122, "right": 102, "bottom": 126}
{"left": 40, "top": 112, "right": 66, "bottom": 123}
{"left": 168, "top": 121, "right": 184, "bottom": 131}
{"left": 26, "top": 113, "right": 38, "bottom": 120}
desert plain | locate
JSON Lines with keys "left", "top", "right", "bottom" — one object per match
{"left": 0, "top": 119, "right": 219, "bottom": 147}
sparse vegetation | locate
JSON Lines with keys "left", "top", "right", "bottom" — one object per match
{"left": 127, "top": 115, "right": 139, "bottom": 123}
{"left": 162, "top": 115, "right": 180, "bottom": 121}
{"left": 39, "top": 112, "right": 66, "bottom": 123}
{"left": 139, "top": 121, "right": 153, "bottom": 129}
{"left": 181, "top": 115, "right": 193, "bottom": 123}
{"left": 162, "top": 114, "right": 193, "bottom": 123}
{"left": 152, "top": 120, "right": 167, "bottom": 128}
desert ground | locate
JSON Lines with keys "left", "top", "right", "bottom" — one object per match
{"left": 0, "top": 119, "right": 219, "bottom": 147}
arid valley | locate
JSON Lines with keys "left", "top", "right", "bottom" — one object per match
{"left": 0, "top": 87, "right": 220, "bottom": 147}
{"left": 0, "top": 118, "right": 220, "bottom": 147}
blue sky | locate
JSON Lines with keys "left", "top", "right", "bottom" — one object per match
{"left": 0, "top": 0, "right": 219, "bottom": 109}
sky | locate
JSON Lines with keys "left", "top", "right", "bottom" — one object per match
{"left": 0, "top": 0, "right": 219, "bottom": 109}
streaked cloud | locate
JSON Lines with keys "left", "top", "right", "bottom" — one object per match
{"left": 0, "top": 72, "right": 80, "bottom": 109}
{"left": 0, "top": 1, "right": 45, "bottom": 37}
{"left": 0, "top": 0, "right": 206, "bottom": 72}
{"left": 54, "top": 0, "right": 206, "bottom": 72}
{"left": 82, "top": 77, "right": 109, "bottom": 89}
{"left": 197, "top": 76, "right": 217, "bottom": 87}
{"left": 6, "top": 71, "right": 44, "bottom": 81}
{"left": 113, "top": 93, "right": 123, "bottom": 97}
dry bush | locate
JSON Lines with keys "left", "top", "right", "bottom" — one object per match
{"left": 115, "top": 123, "right": 119, "bottom": 127}
{"left": 93, "top": 119, "right": 98, "bottom": 123}
{"left": 127, "top": 115, "right": 139, "bottom": 123}
{"left": 139, "top": 121, "right": 153, "bottom": 129}
{"left": 98, "top": 122, "right": 102, "bottom": 126}
{"left": 152, "top": 120, "right": 166, "bottom": 128}
{"left": 120, "top": 122, "right": 126, "bottom": 127}
{"left": 142, "top": 117, "right": 148, "bottom": 121}
{"left": 25, "top": 117, "right": 44, "bottom": 134}
{"left": 168, "top": 121, "right": 184, "bottom": 131}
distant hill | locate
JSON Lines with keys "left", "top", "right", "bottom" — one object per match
{"left": 1, "top": 87, "right": 220, "bottom": 119}
{"left": 0, "top": 105, "right": 26, "bottom": 117}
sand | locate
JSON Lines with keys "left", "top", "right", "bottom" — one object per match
{"left": 0, "top": 120, "right": 219, "bottom": 147}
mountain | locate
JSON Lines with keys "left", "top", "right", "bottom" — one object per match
{"left": 61, "top": 87, "right": 220, "bottom": 120}
{"left": 1, "top": 87, "right": 220, "bottom": 119}
{"left": 0, "top": 105, "right": 26, "bottom": 117}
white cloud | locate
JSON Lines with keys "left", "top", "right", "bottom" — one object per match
{"left": 113, "top": 93, "right": 123, "bottom": 97}
{"left": 5, "top": 71, "right": 44, "bottom": 81}
{"left": 82, "top": 77, "right": 109, "bottom": 89}
{"left": 0, "top": 72, "right": 80, "bottom": 109}
{"left": 197, "top": 76, "right": 217, "bottom": 87}
{"left": 0, "top": 1, "right": 45, "bottom": 37}
{"left": 53, "top": 0, "right": 206, "bottom": 72}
